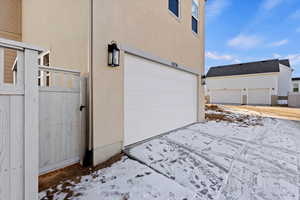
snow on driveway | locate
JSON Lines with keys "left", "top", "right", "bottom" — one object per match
{"left": 129, "top": 113, "right": 300, "bottom": 199}
{"left": 39, "top": 157, "right": 197, "bottom": 200}
{"left": 39, "top": 106, "right": 300, "bottom": 200}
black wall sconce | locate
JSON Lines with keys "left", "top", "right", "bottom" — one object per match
{"left": 108, "top": 42, "right": 120, "bottom": 67}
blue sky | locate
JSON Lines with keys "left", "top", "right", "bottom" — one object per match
{"left": 205, "top": 0, "right": 300, "bottom": 77}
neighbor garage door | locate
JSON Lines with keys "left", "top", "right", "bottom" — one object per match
{"left": 210, "top": 89, "right": 242, "bottom": 105}
{"left": 124, "top": 53, "right": 198, "bottom": 146}
{"left": 248, "top": 88, "right": 270, "bottom": 105}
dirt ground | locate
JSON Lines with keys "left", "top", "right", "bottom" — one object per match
{"left": 224, "top": 105, "right": 300, "bottom": 121}
{"left": 205, "top": 104, "right": 263, "bottom": 126}
{"left": 39, "top": 153, "right": 124, "bottom": 198}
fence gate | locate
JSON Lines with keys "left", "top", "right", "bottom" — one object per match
{"left": 38, "top": 66, "right": 86, "bottom": 174}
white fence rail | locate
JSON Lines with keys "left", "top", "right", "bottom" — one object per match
{"left": 38, "top": 66, "right": 85, "bottom": 174}
{"left": 0, "top": 38, "right": 42, "bottom": 200}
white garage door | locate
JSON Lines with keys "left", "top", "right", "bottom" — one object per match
{"left": 248, "top": 89, "right": 270, "bottom": 105}
{"left": 124, "top": 54, "right": 198, "bottom": 146}
{"left": 211, "top": 89, "right": 242, "bottom": 104}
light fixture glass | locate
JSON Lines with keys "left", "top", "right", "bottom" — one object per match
{"left": 108, "top": 42, "right": 120, "bottom": 67}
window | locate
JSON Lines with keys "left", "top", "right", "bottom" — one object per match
{"left": 38, "top": 70, "right": 42, "bottom": 86}
{"left": 293, "top": 83, "right": 299, "bottom": 92}
{"left": 38, "top": 52, "right": 51, "bottom": 87}
{"left": 43, "top": 53, "right": 50, "bottom": 67}
{"left": 192, "top": 0, "right": 199, "bottom": 34}
{"left": 169, "top": 0, "right": 180, "bottom": 18}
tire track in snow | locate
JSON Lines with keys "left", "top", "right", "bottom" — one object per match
{"left": 216, "top": 123, "right": 265, "bottom": 200}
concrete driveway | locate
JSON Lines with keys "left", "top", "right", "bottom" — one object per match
{"left": 128, "top": 110, "right": 300, "bottom": 199}
{"left": 39, "top": 106, "right": 300, "bottom": 200}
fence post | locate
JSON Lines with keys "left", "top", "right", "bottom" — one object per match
{"left": 24, "top": 49, "right": 39, "bottom": 200}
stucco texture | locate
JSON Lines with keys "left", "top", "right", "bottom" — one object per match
{"left": 0, "top": 0, "right": 22, "bottom": 83}
{"left": 21, "top": 0, "right": 206, "bottom": 166}
{"left": 22, "top": 0, "right": 90, "bottom": 73}
{"left": 92, "top": 0, "right": 206, "bottom": 164}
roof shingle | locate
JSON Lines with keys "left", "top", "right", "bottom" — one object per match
{"left": 206, "top": 59, "right": 290, "bottom": 78}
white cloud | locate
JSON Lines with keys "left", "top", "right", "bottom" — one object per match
{"left": 272, "top": 53, "right": 300, "bottom": 70}
{"left": 261, "top": 0, "right": 284, "bottom": 10}
{"left": 269, "top": 39, "right": 289, "bottom": 47}
{"left": 272, "top": 53, "right": 282, "bottom": 58}
{"left": 233, "top": 59, "right": 241, "bottom": 63}
{"left": 287, "top": 54, "right": 300, "bottom": 65}
{"left": 289, "top": 9, "right": 300, "bottom": 19}
{"left": 206, "top": 51, "right": 242, "bottom": 64}
{"left": 206, "top": 0, "right": 230, "bottom": 19}
{"left": 227, "top": 34, "right": 262, "bottom": 49}
{"left": 287, "top": 54, "right": 300, "bottom": 76}
{"left": 206, "top": 51, "right": 233, "bottom": 61}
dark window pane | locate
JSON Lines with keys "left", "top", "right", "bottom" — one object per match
{"left": 43, "top": 54, "right": 50, "bottom": 66}
{"left": 169, "top": 0, "right": 179, "bottom": 17}
{"left": 46, "top": 75, "right": 50, "bottom": 87}
{"left": 192, "top": 16, "right": 198, "bottom": 33}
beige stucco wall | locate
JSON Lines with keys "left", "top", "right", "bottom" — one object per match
{"left": 22, "top": 0, "right": 90, "bottom": 73}
{"left": 0, "top": 0, "right": 22, "bottom": 83}
{"left": 0, "top": 0, "right": 21, "bottom": 38}
{"left": 21, "top": 0, "right": 206, "bottom": 166}
{"left": 92, "top": 0, "right": 206, "bottom": 165}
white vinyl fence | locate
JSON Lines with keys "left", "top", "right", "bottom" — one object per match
{"left": 0, "top": 38, "right": 87, "bottom": 200}
{"left": 0, "top": 38, "right": 42, "bottom": 200}
{"left": 38, "top": 66, "right": 86, "bottom": 174}
{"left": 288, "top": 93, "right": 300, "bottom": 108}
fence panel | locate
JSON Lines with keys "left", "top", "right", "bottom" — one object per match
{"left": 288, "top": 93, "right": 300, "bottom": 108}
{"left": 0, "top": 95, "right": 25, "bottom": 200}
{"left": 38, "top": 66, "right": 83, "bottom": 174}
{"left": 0, "top": 37, "right": 41, "bottom": 200}
{"left": 0, "top": 48, "right": 25, "bottom": 200}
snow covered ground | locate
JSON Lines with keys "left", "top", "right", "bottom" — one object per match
{"left": 39, "top": 157, "right": 197, "bottom": 200}
{"left": 39, "top": 106, "right": 300, "bottom": 200}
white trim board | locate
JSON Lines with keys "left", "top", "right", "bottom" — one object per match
{"left": 120, "top": 45, "right": 200, "bottom": 76}
{"left": 206, "top": 72, "right": 279, "bottom": 80}
{"left": 0, "top": 37, "right": 44, "bottom": 53}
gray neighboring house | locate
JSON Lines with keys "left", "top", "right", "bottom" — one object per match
{"left": 205, "top": 59, "right": 293, "bottom": 106}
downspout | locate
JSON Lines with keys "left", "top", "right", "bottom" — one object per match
{"left": 83, "top": 0, "right": 94, "bottom": 166}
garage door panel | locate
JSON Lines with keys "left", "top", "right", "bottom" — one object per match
{"left": 248, "top": 89, "right": 270, "bottom": 105}
{"left": 124, "top": 54, "right": 197, "bottom": 146}
{"left": 211, "top": 90, "right": 242, "bottom": 104}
